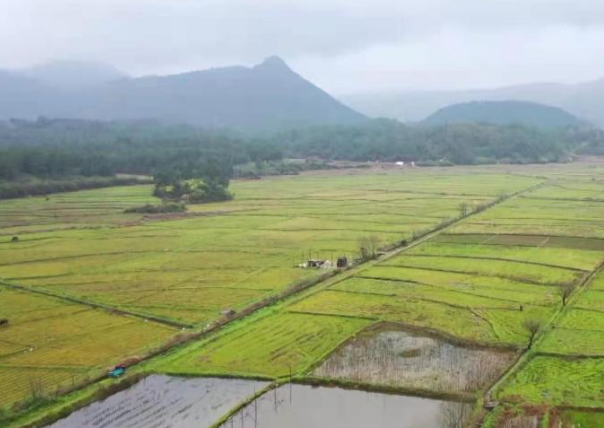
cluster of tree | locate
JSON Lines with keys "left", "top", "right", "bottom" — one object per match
{"left": 153, "top": 177, "right": 233, "bottom": 204}
{"left": 570, "top": 127, "right": 604, "bottom": 156}
{"left": 0, "top": 119, "right": 281, "bottom": 200}
{"left": 272, "top": 119, "right": 574, "bottom": 164}
{"left": 0, "top": 119, "right": 248, "bottom": 180}
{"left": 1, "top": 117, "right": 600, "bottom": 195}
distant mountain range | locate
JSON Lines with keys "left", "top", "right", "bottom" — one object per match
{"left": 424, "top": 101, "right": 581, "bottom": 129}
{"left": 343, "top": 79, "right": 604, "bottom": 127}
{"left": 0, "top": 57, "right": 365, "bottom": 130}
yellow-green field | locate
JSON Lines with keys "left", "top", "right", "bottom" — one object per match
{"left": 0, "top": 286, "right": 176, "bottom": 408}
{"left": 0, "top": 171, "right": 536, "bottom": 330}
{"left": 148, "top": 168, "right": 604, "bottom": 427}
{"left": 4, "top": 164, "right": 604, "bottom": 426}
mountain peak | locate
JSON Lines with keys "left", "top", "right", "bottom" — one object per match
{"left": 255, "top": 56, "right": 291, "bottom": 72}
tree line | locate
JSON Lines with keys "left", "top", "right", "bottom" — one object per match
{"left": 0, "top": 117, "right": 601, "bottom": 198}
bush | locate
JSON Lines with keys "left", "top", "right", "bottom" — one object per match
{"left": 124, "top": 203, "right": 186, "bottom": 214}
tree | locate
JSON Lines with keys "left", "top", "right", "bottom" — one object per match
{"left": 458, "top": 202, "right": 469, "bottom": 217}
{"left": 359, "top": 235, "right": 382, "bottom": 260}
{"left": 558, "top": 283, "right": 576, "bottom": 306}
{"left": 522, "top": 318, "right": 543, "bottom": 349}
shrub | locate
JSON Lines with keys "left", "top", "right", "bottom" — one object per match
{"left": 124, "top": 203, "right": 186, "bottom": 214}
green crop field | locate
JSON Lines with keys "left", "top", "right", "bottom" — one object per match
{"left": 0, "top": 170, "right": 537, "bottom": 329}
{"left": 157, "top": 312, "right": 371, "bottom": 378}
{"left": 0, "top": 286, "right": 176, "bottom": 408}
{"left": 4, "top": 165, "right": 604, "bottom": 427}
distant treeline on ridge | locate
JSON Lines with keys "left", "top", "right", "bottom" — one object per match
{"left": 0, "top": 118, "right": 603, "bottom": 195}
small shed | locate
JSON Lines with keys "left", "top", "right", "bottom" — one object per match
{"left": 336, "top": 257, "right": 348, "bottom": 268}
{"left": 221, "top": 308, "right": 236, "bottom": 317}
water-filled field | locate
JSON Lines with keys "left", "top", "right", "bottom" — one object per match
{"left": 222, "top": 384, "right": 472, "bottom": 428}
{"left": 46, "top": 376, "right": 267, "bottom": 428}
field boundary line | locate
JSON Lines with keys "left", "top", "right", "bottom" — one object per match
{"left": 298, "top": 376, "right": 476, "bottom": 403}
{"left": 375, "top": 263, "right": 564, "bottom": 287}
{"left": 0, "top": 280, "right": 193, "bottom": 329}
{"left": 438, "top": 232, "right": 604, "bottom": 242}
{"left": 399, "top": 254, "right": 588, "bottom": 272}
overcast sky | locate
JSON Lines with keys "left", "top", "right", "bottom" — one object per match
{"left": 1, "top": 0, "right": 604, "bottom": 94}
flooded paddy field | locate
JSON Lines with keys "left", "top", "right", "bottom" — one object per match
{"left": 46, "top": 376, "right": 268, "bottom": 428}
{"left": 221, "top": 384, "right": 472, "bottom": 428}
{"left": 314, "top": 326, "right": 516, "bottom": 394}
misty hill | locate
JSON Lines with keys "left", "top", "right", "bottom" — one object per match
{"left": 424, "top": 101, "right": 580, "bottom": 129}
{"left": 0, "top": 57, "right": 365, "bottom": 130}
{"left": 343, "top": 78, "right": 604, "bottom": 127}
{"left": 23, "top": 60, "right": 129, "bottom": 89}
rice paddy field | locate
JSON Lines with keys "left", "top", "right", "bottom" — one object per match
{"left": 4, "top": 163, "right": 604, "bottom": 427}
{"left": 1, "top": 172, "right": 535, "bottom": 329}
{"left": 0, "top": 286, "right": 176, "bottom": 409}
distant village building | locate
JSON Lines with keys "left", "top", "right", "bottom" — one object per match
{"left": 395, "top": 161, "right": 404, "bottom": 166}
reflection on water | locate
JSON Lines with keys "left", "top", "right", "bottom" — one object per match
{"left": 315, "top": 328, "right": 515, "bottom": 393}
{"left": 46, "top": 375, "right": 268, "bottom": 428}
{"left": 221, "top": 384, "right": 472, "bottom": 428}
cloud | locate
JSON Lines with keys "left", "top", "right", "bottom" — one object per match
{"left": 0, "top": 0, "right": 603, "bottom": 91}
{"left": 295, "top": 25, "right": 604, "bottom": 94}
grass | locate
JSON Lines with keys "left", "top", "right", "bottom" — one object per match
{"left": 156, "top": 313, "right": 372, "bottom": 378}
{"left": 559, "top": 410, "right": 604, "bottom": 427}
{"left": 497, "top": 356, "right": 604, "bottom": 408}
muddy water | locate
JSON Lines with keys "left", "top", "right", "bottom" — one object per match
{"left": 46, "top": 375, "right": 268, "bottom": 428}
{"left": 315, "top": 328, "right": 515, "bottom": 393}
{"left": 221, "top": 384, "right": 472, "bottom": 428}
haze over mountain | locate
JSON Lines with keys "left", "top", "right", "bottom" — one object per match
{"left": 23, "top": 60, "right": 129, "bottom": 89}
{"left": 424, "top": 101, "right": 581, "bottom": 129}
{"left": 343, "top": 78, "right": 604, "bottom": 128}
{"left": 0, "top": 57, "right": 365, "bottom": 130}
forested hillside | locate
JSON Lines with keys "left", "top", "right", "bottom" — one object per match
{"left": 424, "top": 101, "right": 581, "bottom": 129}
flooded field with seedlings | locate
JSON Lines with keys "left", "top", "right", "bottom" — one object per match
{"left": 221, "top": 384, "right": 472, "bottom": 428}
{"left": 315, "top": 325, "right": 516, "bottom": 394}
{"left": 46, "top": 376, "right": 268, "bottom": 428}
